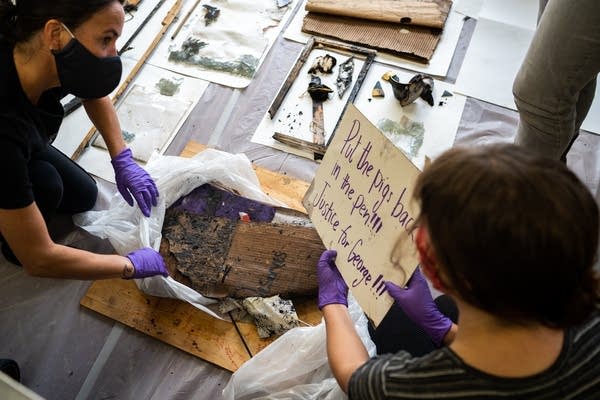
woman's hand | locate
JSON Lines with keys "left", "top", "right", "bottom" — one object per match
{"left": 111, "top": 148, "right": 159, "bottom": 217}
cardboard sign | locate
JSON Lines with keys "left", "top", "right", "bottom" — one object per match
{"left": 303, "top": 104, "right": 421, "bottom": 326}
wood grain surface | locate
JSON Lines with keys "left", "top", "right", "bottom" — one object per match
{"left": 80, "top": 141, "right": 323, "bottom": 372}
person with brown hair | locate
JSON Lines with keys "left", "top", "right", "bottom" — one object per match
{"left": 317, "top": 143, "right": 600, "bottom": 398}
{"left": 0, "top": 0, "right": 167, "bottom": 280}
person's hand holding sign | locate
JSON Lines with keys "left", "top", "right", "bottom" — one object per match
{"left": 317, "top": 250, "right": 348, "bottom": 310}
{"left": 385, "top": 268, "right": 452, "bottom": 347}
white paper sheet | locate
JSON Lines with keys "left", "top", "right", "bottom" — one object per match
{"left": 75, "top": 61, "right": 209, "bottom": 182}
{"left": 454, "top": 18, "right": 532, "bottom": 111}
{"left": 252, "top": 62, "right": 466, "bottom": 169}
{"left": 454, "top": 17, "right": 600, "bottom": 135}
{"left": 479, "top": 0, "right": 538, "bottom": 30}
{"left": 283, "top": 0, "right": 465, "bottom": 78}
{"left": 251, "top": 47, "right": 366, "bottom": 153}
{"left": 452, "top": 0, "right": 484, "bottom": 18}
{"left": 147, "top": 0, "right": 298, "bottom": 88}
{"left": 92, "top": 84, "right": 193, "bottom": 162}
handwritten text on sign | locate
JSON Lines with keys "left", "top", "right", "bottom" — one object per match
{"left": 303, "top": 104, "right": 421, "bottom": 326}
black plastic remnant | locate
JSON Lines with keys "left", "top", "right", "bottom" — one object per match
{"left": 307, "top": 75, "right": 333, "bottom": 102}
{"left": 388, "top": 73, "right": 434, "bottom": 107}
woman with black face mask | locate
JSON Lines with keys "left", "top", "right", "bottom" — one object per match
{"left": 0, "top": 1, "right": 169, "bottom": 280}
{"left": 0, "top": 0, "right": 171, "bottom": 383}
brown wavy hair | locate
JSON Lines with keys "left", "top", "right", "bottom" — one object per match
{"left": 413, "top": 143, "right": 599, "bottom": 328}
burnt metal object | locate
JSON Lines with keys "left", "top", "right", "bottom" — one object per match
{"left": 335, "top": 56, "right": 354, "bottom": 98}
{"left": 307, "top": 54, "right": 337, "bottom": 74}
{"left": 307, "top": 75, "right": 333, "bottom": 145}
{"left": 387, "top": 73, "right": 434, "bottom": 106}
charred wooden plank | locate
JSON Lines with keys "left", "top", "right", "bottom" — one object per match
{"left": 161, "top": 210, "right": 323, "bottom": 299}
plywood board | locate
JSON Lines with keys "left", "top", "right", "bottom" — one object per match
{"left": 80, "top": 141, "right": 322, "bottom": 372}
{"left": 81, "top": 278, "right": 251, "bottom": 371}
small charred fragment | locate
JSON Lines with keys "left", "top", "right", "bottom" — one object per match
{"left": 385, "top": 72, "right": 434, "bottom": 107}
{"left": 372, "top": 81, "right": 385, "bottom": 97}
{"left": 335, "top": 56, "right": 354, "bottom": 99}
{"left": 307, "top": 75, "right": 333, "bottom": 102}
{"left": 307, "top": 75, "right": 332, "bottom": 146}
{"left": 307, "top": 54, "right": 337, "bottom": 74}
{"left": 203, "top": 4, "right": 220, "bottom": 26}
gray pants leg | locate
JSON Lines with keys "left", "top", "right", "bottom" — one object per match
{"left": 513, "top": 0, "right": 600, "bottom": 161}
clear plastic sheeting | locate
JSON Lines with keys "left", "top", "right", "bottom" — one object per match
{"left": 73, "top": 149, "right": 287, "bottom": 319}
{"left": 222, "top": 294, "right": 376, "bottom": 400}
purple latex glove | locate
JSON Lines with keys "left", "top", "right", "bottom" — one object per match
{"left": 317, "top": 249, "right": 348, "bottom": 310}
{"left": 125, "top": 247, "right": 169, "bottom": 279}
{"left": 385, "top": 268, "right": 452, "bottom": 347}
{"left": 111, "top": 148, "right": 159, "bottom": 217}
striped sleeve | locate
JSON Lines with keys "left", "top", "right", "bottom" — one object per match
{"left": 348, "top": 310, "right": 600, "bottom": 399}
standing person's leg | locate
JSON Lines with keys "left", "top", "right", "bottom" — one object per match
{"left": 513, "top": 0, "right": 600, "bottom": 161}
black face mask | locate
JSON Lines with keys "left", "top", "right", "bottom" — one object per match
{"left": 52, "top": 25, "right": 122, "bottom": 99}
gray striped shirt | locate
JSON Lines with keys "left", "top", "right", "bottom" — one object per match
{"left": 348, "top": 311, "right": 600, "bottom": 399}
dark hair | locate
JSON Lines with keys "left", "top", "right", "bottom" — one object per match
{"left": 414, "top": 143, "right": 599, "bottom": 328}
{"left": 0, "top": 0, "right": 125, "bottom": 44}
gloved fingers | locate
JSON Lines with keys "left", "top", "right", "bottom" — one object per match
{"left": 384, "top": 280, "right": 406, "bottom": 299}
{"left": 132, "top": 189, "right": 152, "bottom": 217}
{"left": 406, "top": 267, "right": 427, "bottom": 289}
{"left": 157, "top": 259, "right": 169, "bottom": 277}
{"left": 117, "top": 183, "right": 134, "bottom": 206}
{"left": 319, "top": 249, "right": 337, "bottom": 264}
{"left": 147, "top": 179, "right": 159, "bottom": 206}
{"left": 127, "top": 248, "right": 169, "bottom": 279}
{"left": 384, "top": 270, "right": 426, "bottom": 300}
{"left": 335, "top": 276, "right": 349, "bottom": 292}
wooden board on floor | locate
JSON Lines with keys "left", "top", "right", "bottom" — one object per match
{"left": 81, "top": 141, "right": 322, "bottom": 372}
{"left": 180, "top": 141, "right": 310, "bottom": 213}
{"left": 81, "top": 279, "right": 251, "bottom": 371}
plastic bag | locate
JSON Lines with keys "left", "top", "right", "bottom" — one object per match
{"left": 74, "top": 149, "right": 287, "bottom": 319}
{"left": 222, "top": 294, "right": 376, "bottom": 400}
